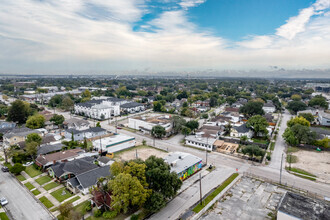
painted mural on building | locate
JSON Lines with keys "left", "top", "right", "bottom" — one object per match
{"left": 179, "top": 160, "right": 203, "bottom": 181}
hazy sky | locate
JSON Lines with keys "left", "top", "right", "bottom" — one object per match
{"left": 1, "top": 0, "right": 330, "bottom": 76}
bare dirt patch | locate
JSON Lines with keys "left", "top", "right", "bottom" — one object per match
{"left": 115, "top": 146, "right": 168, "bottom": 161}
{"left": 290, "top": 150, "right": 330, "bottom": 183}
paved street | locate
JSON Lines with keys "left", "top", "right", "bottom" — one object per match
{"left": 0, "top": 169, "right": 53, "bottom": 220}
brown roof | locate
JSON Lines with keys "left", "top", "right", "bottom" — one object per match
{"left": 211, "top": 115, "right": 232, "bottom": 122}
{"left": 225, "top": 107, "right": 239, "bottom": 113}
{"left": 213, "top": 140, "right": 224, "bottom": 147}
{"left": 36, "top": 148, "right": 84, "bottom": 166}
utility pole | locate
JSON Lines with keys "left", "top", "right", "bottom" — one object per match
{"left": 135, "top": 149, "right": 138, "bottom": 159}
{"left": 280, "top": 153, "right": 284, "bottom": 185}
{"left": 99, "top": 136, "right": 102, "bottom": 155}
{"left": 115, "top": 116, "right": 118, "bottom": 133}
{"left": 153, "top": 136, "right": 155, "bottom": 147}
{"left": 206, "top": 137, "right": 208, "bottom": 165}
{"left": 199, "top": 173, "right": 202, "bottom": 205}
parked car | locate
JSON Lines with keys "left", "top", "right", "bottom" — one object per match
{"left": 0, "top": 197, "right": 8, "bottom": 206}
{"left": 23, "top": 161, "right": 34, "bottom": 167}
{"left": 1, "top": 166, "right": 9, "bottom": 172}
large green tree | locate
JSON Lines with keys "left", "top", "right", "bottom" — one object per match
{"left": 171, "top": 116, "right": 186, "bottom": 134}
{"left": 239, "top": 101, "right": 264, "bottom": 118}
{"left": 242, "top": 145, "right": 265, "bottom": 159}
{"left": 298, "top": 113, "right": 314, "bottom": 123}
{"left": 309, "top": 95, "right": 328, "bottom": 109}
{"left": 7, "top": 100, "right": 30, "bottom": 124}
{"left": 61, "top": 96, "right": 74, "bottom": 111}
{"left": 151, "top": 125, "right": 166, "bottom": 139}
{"left": 26, "top": 133, "right": 42, "bottom": 145}
{"left": 286, "top": 101, "right": 307, "bottom": 114}
{"left": 109, "top": 173, "right": 151, "bottom": 213}
{"left": 50, "top": 114, "right": 65, "bottom": 126}
{"left": 246, "top": 115, "right": 269, "bottom": 137}
{"left": 185, "top": 120, "right": 199, "bottom": 133}
{"left": 26, "top": 114, "right": 45, "bottom": 129}
{"left": 287, "top": 116, "right": 310, "bottom": 127}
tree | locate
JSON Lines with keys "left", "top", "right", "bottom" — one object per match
{"left": 226, "top": 96, "right": 236, "bottom": 105}
{"left": 182, "top": 102, "right": 188, "bottom": 108}
{"left": 26, "top": 141, "right": 38, "bottom": 158}
{"left": 290, "top": 124, "right": 316, "bottom": 145}
{"left": 239, "top": 101, "right": 264, "bottom": 118}
{"left": 96, "top": 122, "right": 101, "bottom": 127}
{"left": 110, "top": 161, "right": 124, "bottom": 176}
{"left": 50, "top": 114, "right": 65, "bottom": 126}
{"left": 283, "top": 128, "right": 299, "bottom": 146}
{"left": 151, "top": 125, "right": 166, "bottom": 139}
{"left": 123, "top": 161, "right": 148, "bottom": 188}
{"left": 287, "top": 116, "right": 310, "bottom": 127}
{"left": 209, "top": 96, "right": 218, "bottom": 107}
{"left": 286, "top": 101, "right": 307, "bottom": 114}
{"left": 298, "top": 113, "right": 314, "bottom": 123}
{"left": 242, "top": 145, "right": 265, "bottom": 159}
{"left": 185, "top": 120, "right": 199, "bottom": 133}
{"left": 58, "top": 202, "right": 73, "bottom": 219}
{"left": 109, "top": 173, "right": 151, "bottom": 213}
{"left": 26, "top": 133, "right": 42, "bottom": 145}
{"left": 309, "top": 95, "right": 328, "bottom": 109}
{"left": 7, "top": 100, "right": 30, "bottom": 124}
{"left": 61, "top": 96, "right": 74, "bottom": 111}
{"left": 224, "top": 123, "right": 232, "bottom": 136}
{"left": 181, "top": 126, "right": 191, "bottom": 136}
{"left": 144, "top": 192, "right": 166, "bottom": 213}
{"left": 152, "top": 101, "right": 163, "bottom": 112}
{"left": 171, "top": 116, "right": 186, "bottom": 134}
{"left": 202, "top": 113, "right": 208, "bottom": 119}
{"left": 9, "top": 163, "right": 25, "bottom": 175}
{"left": 26, "top": 114, "right": 45, "bottom": 129}
{"left": 246, "top": 115, "right": 269, "bottom": 137}
{"left": 48, "top": 94, "right": 63, "bottom": 108}
{"left": 82, "top": 89, "right": 91, "bottom": 99}
{"left": 291, "top": 94, "right": 302, "bottom": 101}
{"left": 240, "top": 135, "right": 248, "bottom": 142}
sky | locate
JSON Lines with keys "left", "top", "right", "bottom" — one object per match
{"left": 0, "top": 0, "right": 330, "bottom": 77}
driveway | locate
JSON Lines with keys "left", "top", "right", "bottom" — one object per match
{"left": 0, "top": 170, "right": 53, "bottom": 220}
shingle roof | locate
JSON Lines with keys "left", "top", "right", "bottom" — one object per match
{"left": 38, "top": 143, "right": 64, "bottom": 155}
{"left": 75, "top": 165, "right": 111, "bottom": 188}
{"left": 4, "top": 128, "right": 40, "bottom": 138}
{"left": 66, "top": 127, "right": 106, "bottom": 135}
{"left": 36, "top": 148, "right": 84, "bottom": 166}
{"left": 233, "top": 124, "right": 250, "bottom": 133}
{"left": 64, "top": 118, "right": 90, "bottom": 127}
{"left": 120, "top": 102, "right": 144, "bottom": 108}
{"left": 50, "top": 157, "right": 98, "bottom": 177}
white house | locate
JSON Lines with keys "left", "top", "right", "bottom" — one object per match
{"left": 318, "top": 111, "right": 330, "bottom": 126}
{"left": 262, "top": 102, "right": 276, "bottom": 113}
{"left": 64, "top": 127, "right": 107, "bottom": 141}
{"left": 64, "top": 118, "right": 90, "bottom": 131}
{"left": 230, "top": 124, "right": 254, "bottom": 138}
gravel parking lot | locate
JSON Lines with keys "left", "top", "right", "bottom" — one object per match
{"left": 201, "top": 177, "right": 286, "bottom": 220}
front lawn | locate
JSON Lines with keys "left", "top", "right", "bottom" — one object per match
{"left": 32, "top": 189, "right": 41, "bottom": 196}
{"left": 252, "top": 138, "right": 269, "bottom": 145}
{"left": 16, "top": 175, "right": 26, "bottom": 181}
{"left": 50, "top": 196, "right": 81, "bottom": 212}
{"left": 50, "top": 187, "right": 73, "bottom": 202}
{"left": 74, "top": 200, "right": 91, "bottom": 215}
{"left": 0, "top": 212, "right": 9, "bottom": 220}
{"left": 44, "top": 182, "right": 61, "bottom": 191}
{"left": 25, "top": 165, "right": 42, "bottom": 178}
{"left": 39, "top": 196, "right": 54, "bottom": 209}
{"left": 35, "top": 176, "right": 52, "bottom": 185}
{"left": 24, "top": 182, "right": 35, "bottom": 190}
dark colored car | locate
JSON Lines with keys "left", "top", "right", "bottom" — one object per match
{"left": 1, "top": 166, "right": 9, "bottom": 172}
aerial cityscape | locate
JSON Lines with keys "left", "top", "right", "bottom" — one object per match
{"left": 0, "top": 1, "right": 330, "bottom": 220}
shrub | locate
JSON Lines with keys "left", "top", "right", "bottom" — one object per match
{"left": 103, "top": 210, "right": 118, "bottom": 219}
{"left": 9, "top": 163, "right": 25, "bottom": 175}
{"left": 85, "top": 203, "right": 92, "bottom": 212}
{"left": 93, "top": 209, "right": 102, "bottom": 217}
{"left": 131, "top": 214, "right": 139, "bottom": 220}
{"left": 266, "top": 155, "right": 271, "bottom": 161}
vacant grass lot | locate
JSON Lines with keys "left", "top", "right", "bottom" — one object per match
{"left": 25, "top": 165, "right": 42, "bottom": 178}
{"left": 24, "top": 182, "right": 35, "bottom": 190}
{"left": 32, "top": 189, "right": 41, "bottom": 196}
{"left": 35, "top": 176, "right": 52, "bottom": 185}
{"left": 39, "top": 196, "right": 54, "bottom": 209}
{"left": 51, "top": 187, "right": 73, "bottom": 202}
{"left": 193, "top": 173, "right": 239, "bottom": 213}
{"left": 286, "top": 155, "right": 298, "bottom": 163}
{"left": 44, "top": 182, "right": 60, "bottom": 191}
{"left": 16, "top": 174, "right": 26, "bottom": 181}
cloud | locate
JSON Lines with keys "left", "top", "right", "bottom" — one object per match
{"left": 0, "top": 0, "right": 330, "bottom": 76}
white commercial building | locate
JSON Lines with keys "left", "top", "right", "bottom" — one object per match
{"left": 92, "top": 134, "right": 136, "bottom": 153}
{"left": 128, "top": 115, "right": 173, "bottom": 136}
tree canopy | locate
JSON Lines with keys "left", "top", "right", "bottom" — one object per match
{"left": 26, "top": 114, "right": 45, "bottom": 129}
{"left": 246, "top": 115, "right": 269, "bottom": 137}
{"left": 50, "top": 114, "right": 65, "bottom": 126}
{"left": 7, "top": 100, "right": 30, "bottom": 124}
{"left": 26, "top": 133, "right": 42, "bottom": 145}
{"left": 239, "top": 101, "right": 264, "bottom": 118}
{"left": 309, "top": 95, "right": 328, "bottom": 109}
{"left": 151, "top": 125, "right": 166, "bottom": 139}
{"left": 287, "top": 116, "right": 310, "bottom": 127}
{"left": 286, "top": 101, "right": 307, "bottom": 114}
{"left": 298, "top": 113, "right": 314, "bottom": 123}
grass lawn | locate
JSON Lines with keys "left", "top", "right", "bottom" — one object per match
{"left": 50, "top": 187, "right": 73, "bottom": 202}
{"left": 16, "top": 174, "right": 26, "bottom": 181}
{"left": 287, "top": 147, "right": 299, "bottom": 153}
{"left": 291, "top": 173, "right": 316, "bottom": 181}
{"left": 39, "top": 196, "right": 54, "bottom": 209}
{"left": 193, "top": 173, "right": 239, "bottom": 213}
{"left": 24, "top": 182, "right": 35, "bottom": 190}
{"left": 0, "top": 212, "right": 10, "bottom": 220}
{"left": 285, "top": 167, "right": 316, "bottom": 177}
{"left": 44, "top": 182, "right": 61, "bottom": 191}
{"left": 35, "top": 176, "right": 52, "bottom": 185}
{"left": 50, "top": 196, "right": 81, "bottom": 212}
{"left": 25, "top": 165, "right": 42, "bottom": 178}
{"left": 270, "top": 142, "right": 275, "bottom": 151}
{"left": 32, "top": 189, "right": 41, "bottom": 196}
{"left": 252, "top": 138, "right": 269, "bottom": 145}
{"left": 286, "top": 155, "right": 298, "bottom": 163}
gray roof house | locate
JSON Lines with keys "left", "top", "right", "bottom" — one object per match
{"left": 120, "top": 102, "right": 145, "bottom": 113}
{"left": 64, "top": 127, "right": 107, "bottom": 141}
{"left": 67, "top": 165, "right": 111, "bottom": 194}
{"left": 37, "top": 143, "right": 64, "bottom": 155}
{"left": 64, "top": 118, "right": 90, "bottom": 131}
{"left": 231, "top": 124, "right": 254, "bottom": 138}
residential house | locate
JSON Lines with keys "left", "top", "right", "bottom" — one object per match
{"left": 64, "top": 118, "right": 90, "bottom": 131}
{"left": 0, "top": 121, "right": 16, "bottom": 133}
{"left": 35, "top": 148, "right": 85, "bottom": 169}
{"left": 318, "top": 111, "right": 330, "bottom": 126}
{"left": 185, "top": 125, "right": 221, "bottom": 151}
{"left": 310, "top": 127, "right": 330, "bottom": 140}
{"left": 64, "top": 127, "right": 107, "bottom": 141}
{"left": 37, "top": 143, "right": 64, "bottom": 156}
{"left": 120, "top": 102, "right": 145, "bottom": 114}
{"left": 262, "top": 101, "right": 276, "bottom": 113}
{"left": 164, "top": 152, "right": 202, "bottom": 181}
{"left": 277, "top": 192, "right": 330, "bottom": 220}
{"left": 91, "top": 189, "right": 111, "bottom": 210}
{"left": 67, "top": 165, "right": 111, "bottom": 194}
{"left": 3, "top": 128, "right": 41, "bottom": 148}
{"left": 231, "top": 124, "right": 254, "bottom": 138}
{"left": 97, "top": 156, "right": 114, "bottom": 166}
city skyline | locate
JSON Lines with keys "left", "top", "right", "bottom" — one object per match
{"left": 1, "top": 0, "right": 330, "bottom": 77}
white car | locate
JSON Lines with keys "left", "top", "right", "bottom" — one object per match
{"left": 23, "top": 161, "right": 34, "bottom": 167}
{"left": 0, "top": 197, "right": 8, "bottom": 206}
